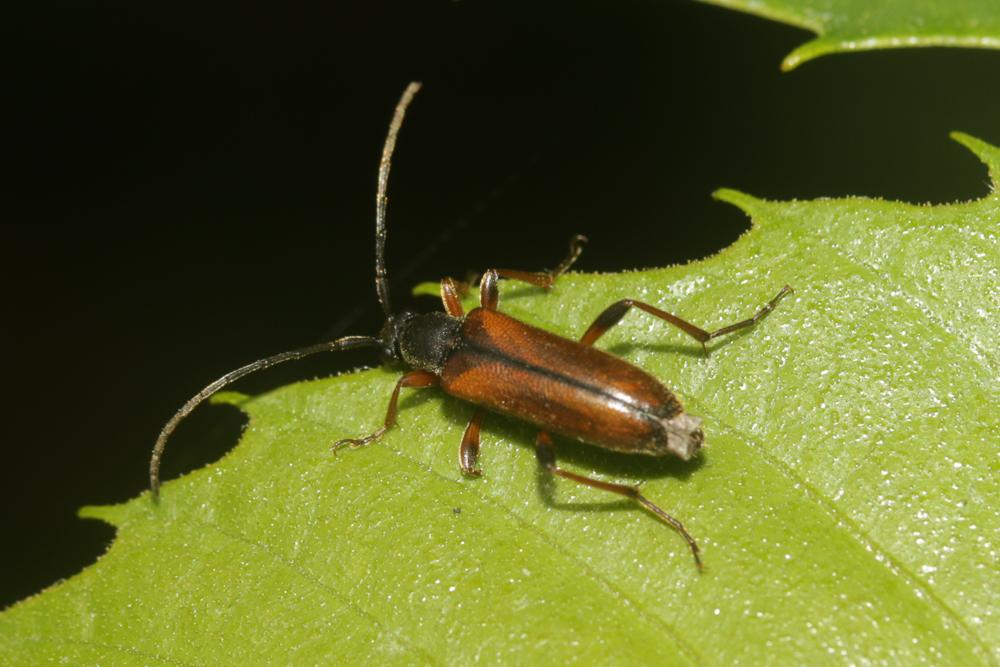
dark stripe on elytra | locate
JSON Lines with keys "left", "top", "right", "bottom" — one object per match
{"left": 452, "top": 336, "right": 658, "bottom": 417}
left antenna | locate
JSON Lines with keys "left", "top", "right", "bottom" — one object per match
{"left": 374, "top": 81, "right": 422, "bottom": 316}
{"left": 147, "top": 83, "right": 427, "bottom": 499}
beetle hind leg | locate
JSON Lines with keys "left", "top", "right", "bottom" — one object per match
{"left": 534, "top": 431, "right": 703, "bottom": 571}
{"left": 580, "top": 285, "right": 793, "bottom": 352}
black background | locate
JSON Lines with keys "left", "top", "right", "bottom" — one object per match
{"left": 4, "top": 0, "right": 999, "bottom": 608}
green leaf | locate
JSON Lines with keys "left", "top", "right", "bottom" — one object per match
{"left": 2, "top": 133, "right": 997, "bottom": 664}
{"left": 696, "top": 0, "right": 1000, "bottom": 70}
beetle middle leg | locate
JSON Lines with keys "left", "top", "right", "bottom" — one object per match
{"left": 459, "top": 409, "right": 485, "bottom": 476}
{"left": 478, "top": 247, "right": 588, "bottom": 311}
{"left": 580, "top": 285, "right": 793, "bottom": 352}
{"left": 332, "top": 370, "right": 439, "bottom": 452}
{"left": 454, "top": 234, "right": 588, "bottom": 298}
{"left": 491, "top": 233, "right": 588, "bottom": 288}
{"left": 534, "top": 431, "right": 703, "bottom": 570}
{"left": 434, "top": 298, "right": 486, "bottom": 475}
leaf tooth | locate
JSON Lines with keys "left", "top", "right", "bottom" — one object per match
{"left": 712, "top": 188, "right": 767, "bottom": 223}
{"left": 950, "top": 132, "right": 1000, "bottom": 191}
{"left": 78, "top": 503, "right": 128, "bottom": 527}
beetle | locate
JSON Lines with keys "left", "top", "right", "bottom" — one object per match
{"left": 149, "top": 82, "right": 792, "bottom": 570}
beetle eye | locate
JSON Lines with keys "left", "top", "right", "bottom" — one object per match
{"left": 378, "top": 313, "right": 414, "bottom": 365}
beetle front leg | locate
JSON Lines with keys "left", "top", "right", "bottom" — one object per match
{"left": 332, "top": 370, "right": 439, "bottom": 452}
{"left": 534, "top": 431, "right": 703, "bottom": 571}
{"left": 580, "top": 285, "right": 793, "bottom": 352}
{"left": 440, "top": 277, "right": 465, "bottom": 317}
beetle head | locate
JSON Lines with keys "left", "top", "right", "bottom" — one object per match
{"left": 378, "top": 312, "right": 415, "bottom": 365}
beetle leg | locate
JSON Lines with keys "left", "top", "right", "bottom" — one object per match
{"left": 534, "top": 431, "right": 703, "bottom": 571}
{"left": 480, "top": 269, "right": 500, "bottom": 310}
{"left": 332, "top": 370, "right": 439, "bottom": 452}
{"left": 491, "top": 233, "right": 588, "bottom": 288}
{"left": 459, "top": 409, "right": 485, "bottom": 476}
{"left": 440, "top": 277, "right": 465, "bottom": 317}
{"left": 580, "top": 285, "right": 793, "bottom": 352}
{"left": 454, "top": 234, "right": 589, "bottom": 299}
{"left": 701, "top": 285, "right": 793, "bottom": 340}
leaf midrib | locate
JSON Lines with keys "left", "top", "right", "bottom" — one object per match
{"left": 255, "top": 410, "right": 707, "bottom": 666}
{"left": 698, "top": 402, "right": 996, "bottom": 666}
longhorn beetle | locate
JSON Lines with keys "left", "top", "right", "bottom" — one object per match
{"left": 149, "top": 82, "right": 793, "bottom": 570}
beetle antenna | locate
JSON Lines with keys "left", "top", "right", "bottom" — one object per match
{"left": 375, "top": 81, "right": 422, "bottom": 317}
{"left": 149, "top": 334, "right": 379, "bottom": 500}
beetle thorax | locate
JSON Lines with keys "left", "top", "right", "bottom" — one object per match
{"left": 386, "top": 311, "right": 462, "bottom": 373}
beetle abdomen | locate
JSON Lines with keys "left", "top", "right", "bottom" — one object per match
{"left": 440, "top": 308, "right": 696, "bottom": 458}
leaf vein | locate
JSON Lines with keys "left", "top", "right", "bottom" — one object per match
{"left": 701, "top": 405, "right": 997, "bottom": 667}
{"left": 375, "top": 433, "right": 707, "bottom": 667}
{"left": 173, "top": 513, "right": 438, "bottom": 666}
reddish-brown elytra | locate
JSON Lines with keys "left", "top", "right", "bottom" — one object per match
{"left": 149, "top": 82, "right": 793, "bottom": 570}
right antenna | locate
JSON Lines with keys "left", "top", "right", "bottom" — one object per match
{"left": 374, "top": 81, "right": 422, "bottom": 317}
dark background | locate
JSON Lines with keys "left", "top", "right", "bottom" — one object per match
{"left": 4, "top": 0, "right": 999, "bottom": 608}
